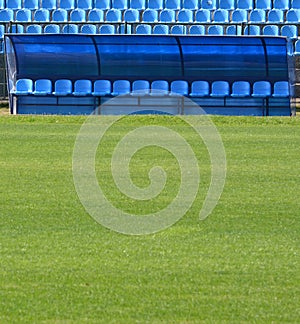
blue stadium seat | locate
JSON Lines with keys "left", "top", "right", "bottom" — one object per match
{"left": 81, "top": 24, "right": 97, "bottom": 33}
{"left": 34, "top": 9, "right": 50, "bottom": 22}
{"left": 165, "top": 0, "right": 181, "bottom": 10}
{"left": 112, "top": 80, "right": 131, "bottom": 95}
{"left": 294, "top": 39, "right": 300, "bottom": 55}
{"left": 252, "top": 81, "right": 271, "bottom": 97}
{"left": 9, "top": 24, "right": 24, "bottom": 33}
{"left": 13, "top": 79, "right": 33, "bottom": 95}
{"left": 88, "top": 9, "right": 104, "bottom": 22}
{"left": 52, "top": 9, "right": 68, "bottom": 22}
{"left": 94, "top": 0, "right": 111, "bottom": 9}
{"left": 249, "top": 9, "right": 266, "bottom": 22}
{"left": 77, "top": 0, "right": 93, "bottom": 10}
{"left": 189, "top": 25, "right": 205, "bottom": 35}
{"left": 255, "top": 0, "right": 271, "bottom": 10}
{"left": 171, "top": 25, "right": 186, "bottom": 34}
{"left": 273, "top": 0, "right": 289, "bottom": 10}
{"left": 232, "top": 9, "right": 248, "bottom": 22}
{"left": 142, "top": 9, "right": 158, "bottom": 22}
{"left": 213, "top": 9, "right": 229, "bottom": 22}
{"left": 182, "top": 0, "right": 198, "bottom": 10}
{"left": 99, "top": 24, "right": 116, "bottom": 33}
{"left": 92, "top": 80, "right": 111, "bottom": 96}
{"left": 272, "top": 81, "right": 289, "bottom": 97}
{"left": 62, "top": 24, "right": 79, "bottom": 33}
{"left": 124, "top": 9, "right": 139, "bottom": 22}
{"left": 53, "top": 79, "right": 72, "bottom": 96}
{"left": 281, "top": 25, "right": 298, "bottom": 39}
{"left": 263, "top": 25, "right": 279, "bottom": 36}
{"left": 7, "top": 0, "right": 22, "bottom": 10}
{"left": 195, "top": 9, "right": 211, "bottom": 22}
{"left": 148, "top": 0, "right": 163, "bottom": 10}
{"left": 267, "top": 9, "right": 284, "bottom": 22}
{"left": 112, "top": 0, "right": 128, "bottom": 9}
{"left": 42, "top": 0, "right": 56, "bottom": 10}
{"left": 211, "top": 81, "right": 229, "bottom": 97}
{"left": 44, "top": 24, "right": 60, "bottom": 33}
{"left": 73, "top": 79, "right": 92, "bottom": 96}
{"left": 16, "top": 9, "right": 32, "bottom": 22}
{"left": 244, "top": 25, "right": 260, "bottom": 35}
{"left": 106, "top": 9, "right": 122, "bottom": 22}
{"left": 226, "top": 25, "right": 242, "bottom": 35}
{"left": 60, "top": 0, "right": 75, "bottom": 10}
{"left": 286, "top": 9, "right": 300, "bottom": 22}
{"left": 219, "top": 0, "right": 235, "bottom": 10}
{"left": 24, "top": 0, "right": 38, "bottom": 10}
{"left": 26, "top": 24, "right": 42, "bottom": 33}
{"left": 132, "top": 80, "right": 150, "bottom": 94}
{"left": 208, "top": 25, "right": 224, "bottom": 35}
{"left": 136, "top": 24, "right": 152, "bottom": 34}
{"left": 153, "top": 24, "right": 169, "bottom": 34}
{"left": 0, "top": 9, "right": 13, "bottom": 22}
{"left": 151, "top": 80, "right": 169, "bottom": 95}
{"left": 237, "top": 0, "right": 253, "bottom": 10}
{"left": 291, "top": 0, "right": 300, "bottom": 9}
{"left": 33, "top": 79, "right": 52, "bottom": 95}
{"left": 170, "top": 80, "right": 189, "bottom": 96}
{"left": 231, "top": 81, "right": 250, "bottom": 97}
{"left": 159, "top": 9, "right": 176, "bottom": 22}
{"left": 130, "top": 0, "right": 146, "bottom": 9}
{"left": 189, "top": 80, "right": 209, "bottom": 97}
{"left": 201, "top": 0, "right": 217, "bottom": 10}
{"left": 70, "top": 8, "right": 86, "bottom": 22}
{"left": 177, "top": 9, "right": 193, "bottom": 23}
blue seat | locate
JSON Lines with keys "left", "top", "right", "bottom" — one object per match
{"left": 255, "top": 0, "right": 271, "bottom": 10}
{"left": 182, "top": 0, "right": 198, "bottom": 10}
{"left": 13, "top": 79, "right": 33, "bottom": 95}
{"left": 208, "top": 25, "right": 224, "bottom": 35}
{"left": 291, "top": 0, "right": 300, "bottom": 9}
{"left": 213, "top": 9, "right": 229, "bottom": 22}
{"left": 130, "top": 0, "right": 146, "bottom": 9}
{"left": 92, "top": 80, "right": 111, "bottom": 96}
{"left": 252, "top": 81, "right": 271, "bottom": 97}
{"left": 70, "top": 8, "right": 86, "bottom": 22}
{"left": 136, "top": 24, "right": 152, "bottom": 34}
{"left": 249, "top": 9, "right": 266, "bottom": 22}
{"left": 124, "top": 9, "right": 139, "bottom": 22}
{"left": 60, "top": 0, "right": 75, "bottom": 10}
{"left": 33, "top": 79, "right": 52, "bottom": 95}
{"left": 88, "top": 9, "right": 104, "bottom": 21}
{"left": 219, "top": 0, "right": 235, "bottom": 10}
{"left": 232, "top": 9, "right": 248, "bottom": 22}
{"left": 99, "top": 24, "right": 115, "bottom": 33}
{"left": 231, "top": 81, "right": 250, "bottom": 97}
{"left": 52, "top": 9, "right": 68, "bottom": 22}
{"left": 44, "top": 24, "right": 60, "bottom": 33}
{"left": 112, "top": 80, "right": 131, "bottom": 96}
{"left": 42, "top": 0, "right": 56, "bottom": 10}
{"left": 201, "top": 0, "right": 216, "bottom": 10}
{"left": 211, "top": 81, "right": 229, "bottom": 97}
{"left": 148, "top": 0, "right": 163, "bottom": 10}
{"left": 171, "top": 25, "right": 186, "bottom": 34}
{"left": 7, "top": 0, "right": 21, "bottom": 10}
{"left": 195, "top": 9, "right": 211, "bottom": 22}
{"left": 153, "top": 24, "right": 169, "bottom": 34}
{"left": 170, "top": 80, "right": 189, "bottom": 96}
{"left": 112, "top": 0, "right": 128, "bottom": 9}
{"left": 34, "top": 9, "right": 50, "bottom": 22}
{"left": 226, "top": 25, "right": 242, "bottom": 35}
{"left": 16, "top": 9, "right": 32, "bottom": 22}
{"left": 189, "top": 25, "right": 205, "bottom": 35}
{"left": 81, "top": 24, "right": 97, "bottom": 33}
{"left": 9, "top": 24, "right": 24, "bottom": 33}
{"left": 244, "top": 25, "right": 260, "bottom": 35}
{"left": 237, "top": 0, "right": 253, "bottom": 10}
{"left": 272, "top": 81, "right": 289, "bottom": 97}
{"left": 94, "top": 0, "right": 110, "bottom": 9}
{"left": 189, "top": 80, "right": 209, "bottom": 97}
{"left": 24, "top": 0, "right": 38, "bottom": 9}
{"left": 106, "top": 9, "right": 122, "bottom": 22}
{"left": 142, "top": 9, "right": 158, "bottom": 22}
{"left": 62, "top": 24, "right": 79, "bottom": 33}
{"left": 286, "top": 9, "right": 300, "bottom": 22}
{"left": 53, "top": 79, "right": 72, "bottom": 96}
{"left": 177, "top": 9, "right": 193, "bottom": 22}
{"left": 263, "top": 25, "right": 279, "bottom": 36}
{"left": 151, "top": 80, "right": 169, "bottom": 95}
{"left": 132, "top": 80, "right": 150, "bottom": 95}
{"left": 0, "top": 9, "right": 14, "bottom": 22}
{"left": 165, "top": 0, "right": 181, "bottom": 10}
{"left": 294, "top": 39, "right": 300, "bottom": 55}
{"left": 77, "top": 0, "right": 92, "bottom": 10}
{"left": 26, "top": 24, "right": 42, "bottom": 33}
{"left": 273, "top": 0, "right": 289, "bottom": 10}
{"left": 268, "top": 9, "right": 284, "bottom": 22}
{"left": 160, "top": 9, "right": 176, "bottom": 22}
{"left": 281, "top": 25, "right": 298, "bottom": 39}
{"left": 73, "top": 79, "right": 92, "bottom": 96}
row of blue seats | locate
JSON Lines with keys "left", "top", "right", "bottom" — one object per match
{"left": 1, "top": 8, "right": 300, "bottom": 23}
{"left": 0, "top": 0, "right": 299, "bottom": 11}
{"left": 12, "top": 78, "right": 290, "bottom": 98}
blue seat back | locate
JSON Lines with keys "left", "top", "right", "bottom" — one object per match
{"left": 178, "top": 9, "right": 193, "bottom": 23}
{"left": 15, "top": 78, "right": 33, "bottom": 94}
{"left": 33, "top": 79, "right": 52, "bottom": 95}
{"left": 171, "top": 80, "right": 189, "bottom": 95}
{"left": 160, "top": 9, "right": 176, "bottom": 22}
{"left": 252, "top": 81, "right": 271, "bottom": 97}
{"left": 124, "top": 9, "right": 139, "bottom": 22}
{"left": 26, "top": 24, "right": 43, "bottom": 33}
{"left": 34, "top": 9, "right": 50, "bottom": 22}
{"left": 153, "top": 24, "right": 169, "bottom": 34}
{"left": 190, "top": 80, "right": 209, "bottom": 96}
{"left": 132, "top": 80, "right": 150, "bottom": 94}
{"left": 88, "top": 9, "right": 104, "bottom": 22}
{"left": 112, "top": 80, "right": 131, "bottom": 95}
{"left": 54, "top": 79, "right": 72, "bottom": 95}
{"left": 74, "top": 79, "right": 92, "bottom": 95}
{"left": 273, "top": 81, "right": 289, "bottom": 97}
{"left": 211, "top": 81, "right": 229, "bottom": 97}
{"left": 63, "top": 24, "right": 79, "bottom": 33}
{"left": 231, "top": 81, "right": 250, "bottom": 97}
{"left": 165, "top": 0, "right": 181, "bottom": 10}
{"left": 52, "top": 9, "right": 68, "bottom": 22}
{"left": 142, "top": 9, "right": 158, "bottom": 22}
{"left": 195, "top": 9, "right": 211, "bottom": 22}
{"left": 136, "top": 24, "right": 152, "bottom": 34}
{"left": 151, "top": 80, "right": 169, "bottom": 94}
{"left": 81, "top": 24, "right": 97, "bottom": 33}
{"left": 16, "top": 9, "right": 32, "bottom": 22}
{"left": 93, "top": 80, "right": 111, "bottom": 95}
{"left": 70, "top": 9, "right": 86, "bottom": 22}
{"left": 237, "top": 0, "right": 253, "bottom": 10}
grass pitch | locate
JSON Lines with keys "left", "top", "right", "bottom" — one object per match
{"left": 0, "top": 115, "right": 299, "bottom": 323}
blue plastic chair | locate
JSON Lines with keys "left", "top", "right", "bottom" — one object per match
{"left": 62, "top": 24, "right": 79, "bottom": 33}
{"left": 24, "top": 0, "right": 38, "bottom": 9}
{"left": 244, "top": 25, "right": 260, "bottom": 35}
{"left": 189, "top": 80, "right": 209, "bottom": 97}
{"left": 33, "top": 79, "right": 52, "bottom": 95}
{"left": 42, "top": 0, "right": 56, "bottom": 10}
{"left": 16, "top": 9, "right": 32, "bottom": 22}
{"left": 130, "top": 0, "right": 146, "bottom": 9}
{"left": 0, "top": 9, "right": 14, "bottom": 22}
{"left": 170, "top": 80, "right": 189, "bottom": 96}
{"left": 34, "top": 9, "right": 50, "bottom": 22}
{"left": 148, "top": 0, "right": 163, "bottom": 10}
{"left": 249, "top": 9, "right": 266, "bottom": 22}
{"left": 142, "top": 9, "right": 158, "bottom": 22}
{"left": 208, "top": 25, "right": 224, "bottom": 35}
{"left": 52, "top": 9, "right": 68, "bottom": 22}
{"left": 106, "top": 9, "right": 122, "bottom": 22}
{"left": 136, "top": 24, "right": 152, "bottom": 34}
{"left": 160, "top": 9, "right": 176, "bottom": 22}
{"left": 182, "top": 0, "right": 198, "bottom": 10}
{"left": 124, "top": 9, "right": 139, "bottom": 22}
{"left": 291, "top": 0, "right": 300, "bottom": 9}
{"left": 201, "top": 0, "right": 217, "bottom": 10}
{"left": 151, "top": 80, "right": 169, "bottom": 95}
{"left": 112, "top": 0, "right": 128, "bottom": 9}
{"left": 77, "top": 0, "right": 92, "bottom": 10}
{"left": 153, "top": 24, "right": 169, "bottom": 34}
{"left": 177, "top": 9, "right": 193, "bottom": 23}
{"left": 171, "top": 25, "right": 186, "bottom": 34}
{"left": 273, "top": 0, "right": 289, "bottom": 10}
{"left": 132, "top": 80, "right": 150, "bottom": 95}
{"left": 237, "top": 0, "right": 253, "bottom": 10}
{"left": 26, "top": 24, "right": 42, "bottom": 33}
{"left": 92, "top": 80, "right": 111, "bottom": 96}
{"left": 294, "top": 39, "right": 300, "bottom": 54}
{"left": 14, "top": 79, "right": 33, "bottom": 95}
{"left": 189, "top": 25, "right": 205, "bottom": 35}
{"left": 213, "top": 9, "right": 229, "bottom": 22}
{"left": 88, "top": 9, "right": 104, "bottom": 22}
{"left": 99, "top": 24, "right": 115, "bottom": 33}
{"left": 281, "top": 25, "right": 298, "bottom": 39}
{"left": 263, "top": 25, "right": 279, "bottom": 36}
{"left": 231, "top": 81, "right": 250, "bottom": 97}
{"left": 255, "top": 0, "right": 271, "bottom": 10}
{"left": 60, "top": 0, "right": 75, "bottom": 10}
{"left": 9, "top": 24, "right": 24, "bottom": 33}
{"left": 112, "top": 80, "right": 131, "bottom": 96}
{"left": 94, "top": 0, "right": 110, "bottom": 9}
{"left": 81, "top": 24, "right": 97, "bottom": 33}
{"left": 252, "top": 81, "right": 271, "bottom": 97}
{"left": 211, "top": 81, "right": 230, "bottom": 97}
{"left": 195, "top": 9, "right": 211, "bottom": 22}
{"left": 73, "top": 80, "right": 92, "bottom": 96}
{"left": 226, "top": 25, "right": 242, "bottom": 35}
{"left": 53, "top": 79, "right": 72, "bottom": 96}
{"left": 232, "top": 9, "right": 248, "bottom": 22}
{"left": 44, "top": 24, "right": 60, "bottom": 33}
{"left": 70, "top": 8, "right": 86, "bottom": 22}
{"left": 219, "top": 0, "right": 235, "bottom": 10}
{"left": 272, "top": 81, "right": 289, "bottom": 97}
{"left": 268, "top": 9, "right": 284, "bottom": 22}
{"left": 286, "top": 9, "right": 300, "bottom": 22}
{"left": 7, "top": 0, "right": 21, "bottom": 10}
{"left": 165, "top": 0, "right": 181, "bottom": 10}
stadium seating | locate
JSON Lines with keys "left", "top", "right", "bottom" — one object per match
{"left": 13, "top": 78, "right": 33, "bottom": 94}
{"left": 53, "top": 79, "right": 72, "bottom": 96}
{"left": 92, "top": 80, "right": 111, "bottom": 96}
{"left": 33, "top": 79, "right": 52, "bottom": 95}
{"left": 73, "top": 79, "right": 92, "bottom": 96}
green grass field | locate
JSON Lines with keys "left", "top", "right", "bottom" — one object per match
{"left": 0, "top": 115, "right": 299, "bottom": 323}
